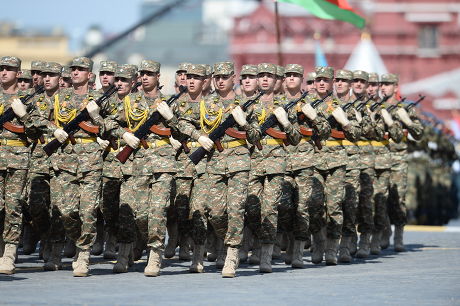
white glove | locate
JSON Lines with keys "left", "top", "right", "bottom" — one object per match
{"left": 354, "top": 109, "right": 363, "bottom": 123}
{"left": 301, "top": 103, "right": 317, "bottom": 121}
{"left": 396, "top": 108, "right": 413, "bottom": 126}
{"left": 157, "top": 101, "right": 174, "bottom": 121}
{"left": 86, "top": 100, "right": 101, "bottom": 120}
{"left": 198, "top": 135, "right": 214, "bottom": 152}
{"left": 96, "top": 137, "right": 110, "bottom": 150}
{"left": 231, "top": 106, "right": 247, "bottom": 127}
{"left": 273, "top": 107, "right": 290, "bottom": 128}
{"left": 122, "top": 131, "right": 140, "bottom": 149}
{"left": 53, "top": 128, "right": 68, "bottom": 143}
{"left": 381, "top": 109, "right": 394, "bottom": 127}
{"left": 169, "top": 136, "right": 182, "bottom": 151}
{"left": 11, "top": 98, "right": 27, "bottom": 118}
{"left": 331, "top": 107, "right": 350, "bottom": 127}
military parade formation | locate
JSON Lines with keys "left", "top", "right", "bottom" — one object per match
{"left": 0, "top": 55, "right": 457, "bottom": 278}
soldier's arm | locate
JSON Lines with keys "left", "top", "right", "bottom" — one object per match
{"left": 177, "top": 106, "right": 203, "bottom": 141}
{"left": 342, "top": 108, "right": 361, "bottom": 142}
{"left": 386, "top": 108, "right": 404, "bottom": 142}
{"left": 403, "top": 108, "right": 424, "bottom": 141}
{"left": 310, "top": 111, "right": 331, "bottom": 141}
{"left": 244, "top": 106, "right": 261, "bottom": 144}
{"left": 285, "top": 108, "right": 301, "bottom": 146}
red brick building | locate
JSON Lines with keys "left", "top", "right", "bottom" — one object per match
{"left": 230, "top": 0, "right": 460, "bottom": 122}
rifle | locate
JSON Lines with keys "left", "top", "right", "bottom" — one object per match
{"left": 188, "top": 90, "right": 264, "bottom": 165}
{"left": 356, "top": 95, "right": 375, "bottom": 112}
{"left": 0, "top": 85, "right": 45, "bottom": 127}
{"left": 386, "top": 97, "right": 406, "bottom": 112}
{"left": 341, "top": 96, "right": 362, "bottom": 112}
{"left": 406, "top": 94, "right": 425, "bottom": 110}
{"left": 43, "top": 84, "right": 119, "bottom": 156}
{"left": 130, "top": 81, "right": 142, "bottom": 93}
{"left": 116, "top": 85, "right": 188, "bottom": 163}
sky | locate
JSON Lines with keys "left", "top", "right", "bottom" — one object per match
{"left": 1, "top": 0, "right": 146, "bottom": 50}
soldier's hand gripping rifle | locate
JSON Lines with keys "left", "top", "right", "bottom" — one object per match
{"left": 116, "top": 85, "right": 188, "bottom": 163}
{"left": 43, "top": 84, "right": 119, "bottom": 156}
{"left": 405, "top": 94, "right": 425, "bottom": 111}
{"left": 386, "top": 97, "right": 406, "bottom": 112}
{"left": 0, "top": 85, "right": 45, "bottom": 127}
{"left": 188, "top": 90, "right": 265, "bottom": 165}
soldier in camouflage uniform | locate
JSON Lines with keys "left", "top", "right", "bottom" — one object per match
{"left": 305, "top": 72, "right": 316, "bottom": 94}
{"left": 274, "top": 65, "right": 285, "bottom": 96}
{"left": 31, "top": 60, "right": 45, "bottom": 88}
{"left": 59, "top": 66, "right": 72, "bottom": 89}
{"left": 244, "top": 63, "right": 300, "bottom": 273}
{"left": 382, "top": 73, "right": 424, "bottom": 252}
{"left": 0, "top": 56, "right": 41, "bottom": 274}
{"left": 177, "top": 62, "right": 261, "bottom": 277}
{"left": 202, "top": 64, "right": 213, "bottom": 97}
{"left": 18, "top": 70, "right": 33, "bottom": 91}
{"left": 307, "top": 66, "right": 360, "bottom": 265}
{"left": 282, "top": 64, "right": 331, "bottom": 267}
{"left": 109, "top": 60, "right": 180, "bottom": 277}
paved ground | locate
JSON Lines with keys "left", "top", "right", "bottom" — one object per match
{"left": 1, "top": 225, "right": 459, "bottom": 305}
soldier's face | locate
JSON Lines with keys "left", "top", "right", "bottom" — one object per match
{"left": 352, "top": 79, "right": 368, "bottom": 95}
{"left": 18, "top": 78, "right": 32, "bottom": 90}
{"left": 186, "top": 74, "right": 205, "bottom": 95}
{"left": 334, "top": 78, "right": 351, "bottom": 95}
{"left": 31, "top": 69, "right": 43, "bottom": 86}
{"left": 59, "top": 77, "right": 72, "bottom": 89}
{"left": 367, "top": 82, "right": 379, "bottom": 96}
{"left": 140, "top": 71, "right": 159, "bottom": 90}
{"left": 42, "top": 72, "right": 60, "bottom": 91}
{"left": 176, "top": 71, "right": 187, "bottom": 87}
{"left": 71, "top": 67, "right": 91, "bottom": 86}
{"left": 241, "top": 75, "right": 258, "bottom": 94}
{"left": 315, "top": 77, "right": 332, "bottom": 94}
{"left": 306, "top": 80, "right": 315, "bottom": 93}
{"left": 213, "top": 74, "right": 235, "bottom": 93}
{"left": 0, "top": 66, "right": 19, "bottom": 85}
{"left": 203, "top": 76, "right": 212, "bottom": 91}
{"left": 274, "top": 76, "right": 284, "bottom": 92}
{"left": 380, "top": 82, "right": 397, "bottom": 97}
{"left": 99, "top": 71, "right": 115, "bottom": 88}
{"left": 285, "top": 73, "right": 302, "bottom": 90}
{"left": 257, "top": 73, "right": 276, "bottom": 92}
{"left": 115, "top": 77, "right": 133, "bottom": 96}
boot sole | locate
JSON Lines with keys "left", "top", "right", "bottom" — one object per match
{"left": 144, "top": 272, "right": 160, "bottom": 277}
{"left": 325, "top": 261, "right": 337, "bottom": 266}
{"left": 0, "top": 269, "right": 15, "bottom": 275}
{"left": 259, "top": 269, "right": 272, "bottom": 273}
{"left": 189, "top": 268, "right": 204, "bottom": 273}
{"left": 73, "top": 272, "right": 89, "bottom": 277}
{"left": 222, "top": 273, "right": 235, "bottom": 278}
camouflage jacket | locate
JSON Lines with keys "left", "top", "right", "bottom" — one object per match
{"left": 107, "top": 91, "right": 179, "bottom": 176}
{"left": 250, "top": 94, "right": 301, "bottom": 176}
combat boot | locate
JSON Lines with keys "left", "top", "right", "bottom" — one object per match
{"left": 238, "top": 227, "right": 251, "bottom": 263}
{"left": 113, "top": 243, "right": 132, "bottom": 273}
{"left": 41, "top": 240, "right": 51, "bottom": 262}
{"left": 22, "top": 224, "right": 38, "bottom": 255}
{"left": 178, "top": 236, "right": 192, "bottom": 261}
{"left": 0, "top": 244, "right": 17, "bottom": 274}
{"left": 190, "top": 244, "right": 205, "bottom": 273}
{"left": 370, "top": 231, "right": 382, "bottom": 255}
{"left": 144, "top": 248, "right": 162, "bottom": 277}
{"left": 64, "top": 239, "right": 76, "bottom": 258}
{"left": 73, "top": 249, "right": 90, "bottom": 277}
{"left": 291, "top": 240, "right": 306, "bottom": 268}
{"left": 222, "top": 247, "right": 239, "bottom": 278}
{"left": 311, "top": 228, "right": 326, "bottom": 264}
{"left": 215, "top": 238, "right": 226, "bottom": 269}
{"left": 44, "top": 242, "right": 64, "bottom": 271}
{"left": 72, "top": 248, "right": 80, "bottom": 270}
{"left": 356, "top": 233, "right": 371, "bottom": 258}
{"left": 91, "top": 227, "right": 104, "bottom": 256}
{"left": 259, "top": 244, "right": 274, "bottom": 273}
{"left": 304, "top": 233, "right": 312, "bottom": 250}
{"left": 0, "top": 238, "right": 5, "bottom": 257}
{"left": 381, "top": 217, "right": 392, "bottom": 249}
{"left": 103, "top": 233, "right": 117, "bottom": 260}
{"left": 272, "top": 233, "right": 282, "bottom": 259}
{"left": 325, "top": 238, "right": 340, "bottom": 265}
{"left": 394, "top": 225, "right": 406, "bottom": 252}
{"left": 350, "top": 232, "right": 358, "bottom": 256}
{"left": 164, "top": 222, "right": 178, "bottom": 259}
{"left": 248, "top": 238, "right": 261, "bottom": 265}
{"left": 284, "top": 234, "right": 294, "bottom": 265}
{"left": 338, "top": 236, "right": 352, "bottom": 263}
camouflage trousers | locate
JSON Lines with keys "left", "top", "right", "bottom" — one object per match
{"left": 342, "top": 169, "right": 360, "bottom": 237}
{"left": 168, "top": 177, "right": 193, "bottom": 239}
{"left": 26, "top": 172, "right": 51, "bottom": 238}
{"left": 314, "top": 166, "right": 346, "bottom": 239}
{"left": 48, "top": 171, "right": 65, "bottom": 243}
{"left": 388, "top": 161, "right": 408, "bottom": 226}
{"left": 246, "top": 173, "right": 285, "bottom": 244}
{"left": 118, "top": 173, "right": 174, "bottom": 252}
{"left": 357, "top": 167, "right": 375, "bottom": 234}
{"left": 0, "top": 168, "right": 28, "bottom": 244}
{"left": 278, "top": 174, "right": 297, "bottom": 234}
{"left": 101, "top": 177, "right": 121, "bottom": 237}
{"left": 373, "top": 169, "right": 391, "bottom": 232}
{"left": 284, "top": 168, "right": 323, "bottom": 241}
{"left": 53, "top": 169, "right": 102, "bottom": 251}
{"left": 190, "top": 171, "right": 249, "bottom": 248}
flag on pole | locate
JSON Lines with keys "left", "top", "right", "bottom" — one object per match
{"left": 278, "top": 0, "right": 366, "bottom": 29}
{"left": 314, "top": 34, "right": 328, "bottom": 66}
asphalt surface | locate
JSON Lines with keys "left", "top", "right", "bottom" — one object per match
{"left": 1, "top": 224, "right": 459, "bottom": 305}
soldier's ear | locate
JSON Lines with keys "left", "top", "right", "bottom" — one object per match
{"left": 231, "top": 74, "right": 236, "bottom": 83}
{"left": 88, "top": 71, "right": 94, "bottom": 81}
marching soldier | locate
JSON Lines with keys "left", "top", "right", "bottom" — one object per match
{"left": 18, "top": 70, "right": 33, "bottom": 91}
{"left": 59, "top": 66, "right": 72, "bottom": 89}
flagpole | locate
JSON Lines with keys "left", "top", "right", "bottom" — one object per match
{"left": 274, "top": 0, "right": 282, "bottom": 65}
